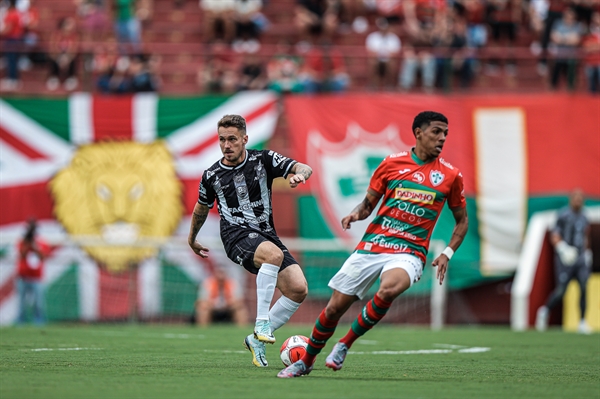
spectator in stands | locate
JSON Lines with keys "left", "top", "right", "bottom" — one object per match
{"left": 400, "top": 0, "right": 439, "bottom": 92}
{"left": 198, "top": 39, "right": 238, "bottom": 93}
{"left": 46, "top": 16, "right": 79, "bottom": 92}
{"left": 549, "top": 6, "right": 585, "bottom": 90}
{"left": 231, "top": 0, "right": 267, "bottom": 53}
{"left": 298, "top": 42, "right": 350, "bottom": 92}
{"left": 582, "top": 10, "right": 600, "bottom": 93}
{"left": 452, "top": 0, "right": 487, "bottom": 49}
{"left": 433, "top": 15, "right": 474, "bottom": 90}
{"left": 364, "top": 0, "right": 404, "bottom": 26}
{"left": 16, "top": 219, "right": 51, "bottom": 325}
{"left": 236, "top": 50, "right": 268, "bottom": 91}
{"left": 200, "top": 0, "right": 236, "bottom": 43}
{"left": 484, "top": 0, "right": 522, "bottom": 77}
{"left": 0, "top": 0, "right": 24, "bottom": 91}
{"left": 266, "top": 40, "right": 305, "bottom": 93}
{"left": 536, "top": 189, "right": 593, "bottom": 335}
{"left": 76, "top": 0, "right": 110, "bottom": 43}
{"left": 126, "top": 53, "right": 159, "bottom": 92}
{"left": 528, "top": 0, "right": 549, "bottom": 64}
{"left": 539, "top": 0, "right": 569, "bottom": 76}
{"left": 365, "top": 17, "right": 401, "bottom": 90}
{"left": 113, "top": 0, "right": 142, "bottom": 54}
{"left": 96, "top": 54, "right": 130, "bottom": 93}
{"left": 195, "top": 267, "right": 248, "bottom": 327}
{"left": 294, "top": 0, "right": 339, "bottom": 46}
{"left": 17, "top": 0, "right": 42, "bottom": 71}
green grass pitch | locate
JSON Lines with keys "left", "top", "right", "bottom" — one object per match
{"left": 1, "top": 324, "right": 598, "bottom": 399}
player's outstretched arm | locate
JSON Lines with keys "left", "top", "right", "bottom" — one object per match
{"left": 188, "top": 202, "right": 210, "bottom": 258}
{"left": 432, "top": 206, "right": 468, "bottom": 285}
{"left": 341, "top": 189, "right": 381, "bottom": 230}
{"left": 288, "top": 162, "right": 312, "bottom": 188}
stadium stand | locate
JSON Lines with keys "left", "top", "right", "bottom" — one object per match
{"left": 1, "top": 0, "right": 598, "bottom": 95}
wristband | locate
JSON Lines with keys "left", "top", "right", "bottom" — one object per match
{"left": 442, "top": 246, "right": 454, "bottom": 260}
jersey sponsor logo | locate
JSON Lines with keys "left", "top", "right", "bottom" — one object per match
{"left": 272, "top": 153, "right": 288, "bottom": 168}
{"left": 412, "top": 171, "right": 425, "bottom": 184}
{"left": 380, "top": 217, "right": 418, "bottom": 240}
{"left": 430, "top": 170, "right": 445, "bottom": 186}
{"left": 399, "top": 168, "right": 411, "bottom": 174}
{"left": 394, "top": 188, "right": 435, "bottom": 204}
{"left": 228, "top": 199, "right": 264, "bottom": 213}
{"left": 439, "top": 158, "right": 454, "bottom": 169}
{"left": 370, "top": 234, "right": 409, "bottom": 251}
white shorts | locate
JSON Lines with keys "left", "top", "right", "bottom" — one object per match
{"left": 328, "top": 252, "right": 423, "bottom": 300}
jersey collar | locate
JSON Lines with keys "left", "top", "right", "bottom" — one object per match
{"left": 219, "top": 150, "right": 249, "bottom": 170}
{"left": 410, "top": 147, "right": 432, "bottom": 166}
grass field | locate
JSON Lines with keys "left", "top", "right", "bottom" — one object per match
{"left": 1, "top": 324, "right": 598, "bottom": 399}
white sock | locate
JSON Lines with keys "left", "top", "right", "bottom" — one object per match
{"left": 269, "top": 296, "right": 302, "bottom": 332}
{"left": 256, "top": 263, "right": 279, "bottom": 321}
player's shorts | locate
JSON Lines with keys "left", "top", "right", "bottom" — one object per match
{"left": 328, "top": 252, "right": 423, "bottom": 300}
{"left": 226, "top": 232, "right": 298, "bottom": 275}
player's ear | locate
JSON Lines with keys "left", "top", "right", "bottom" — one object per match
{"left": 243, "top": 134, "right": 248, "bottom": 145}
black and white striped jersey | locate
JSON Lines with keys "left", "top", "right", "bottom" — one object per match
{"left": 198, "top": 149, "right": 297, "bottom": 246}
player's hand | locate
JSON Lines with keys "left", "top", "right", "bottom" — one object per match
{"left": 289, "top": 174, "right": 306, "bottom": 188}
{"left": 432, "top": 254, "right": 449, "bottom": 285}
{"left": 341, "top": 214, "right": 359, "bottom": 230}
{"left": 556, "top": 241, "right": 578, "bottom": 266}
{"left": 189, "top": 240, "right": 210, "bottom": 258}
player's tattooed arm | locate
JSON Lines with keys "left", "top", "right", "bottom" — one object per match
{"left": 288, "top": 162, "right": 313, "bottom": 188}
{"left": 341, "top": 189, "right": 381, "bottom": 230}
{"left": 188, "top": 203, "right": 210, "bottom": 258}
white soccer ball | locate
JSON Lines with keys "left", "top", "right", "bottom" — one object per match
{"left": 279, "top": 335, "right": 309, "bottom": 366}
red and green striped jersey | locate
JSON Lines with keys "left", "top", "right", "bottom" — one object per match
{"left": 355, "top": 150, "right": 466, "bottom": 262}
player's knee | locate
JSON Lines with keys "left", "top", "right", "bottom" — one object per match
{"left": 287, "top": 280, "right": 308, "bottom": 303}
{"left": 377, "top": 285, "right": 404, "bottom": 302}
{"left": 254, "top": 242, "right": 285, "bottom": 266}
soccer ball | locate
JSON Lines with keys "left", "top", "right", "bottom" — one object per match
{"left": 280, "top": 335, "right": 309, "bottom": 366}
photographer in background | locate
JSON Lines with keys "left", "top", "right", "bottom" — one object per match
{"left": 16, "top": 219, "right": 51, "bottom": 325}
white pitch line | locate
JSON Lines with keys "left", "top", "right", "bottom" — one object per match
{"left": 28, "top": 347, "right": 103, "bottom": 352}
{"left": 433, "top": 343, "right": 468, "bottom": 349}
{"left": 355, "top": 340, "right": 378, "bottom": 345}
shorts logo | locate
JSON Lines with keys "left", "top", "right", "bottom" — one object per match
{"left": 249, "top": 232, "right": 258, "bottom": 239}
{"left": 430, "top": 170, "right": 444, "bottom": 186}
{"left": 394, "top": 188, "right": 436, "bottom": 204}
{"left": 412, "top": 172, "right": 425, "bottom": 184}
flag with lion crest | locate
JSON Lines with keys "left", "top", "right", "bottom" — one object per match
{"left": 0, "top": 92, "right": 279, "bottom": 324}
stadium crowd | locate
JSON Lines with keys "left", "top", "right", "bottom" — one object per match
{"left": 0, "top": 0, "right": 599, "bottom": 94}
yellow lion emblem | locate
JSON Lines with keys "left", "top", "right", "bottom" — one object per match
{"left": 50, "top": 141, "right": 183, "bottom": 273}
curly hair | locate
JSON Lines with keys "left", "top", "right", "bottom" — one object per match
{"left": 412, "top": 111, "right": 448, "bottom": 136}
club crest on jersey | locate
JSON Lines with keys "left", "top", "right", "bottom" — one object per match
{"left": 412, "top": 172, "right": 425, "bottom": 184}
{"left": 430, "top": 170, "right": 445, "bottom": 186}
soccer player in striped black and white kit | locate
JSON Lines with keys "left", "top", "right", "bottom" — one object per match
{"left": 278, "top": 111, "right": 469, "bottom": 378}
{"left": 188, "top": 114, "right": 313, "bottom": 368}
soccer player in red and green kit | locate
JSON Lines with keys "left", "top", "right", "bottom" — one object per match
{"left": 278, "top": 111, "right": 469, "bottom": 378}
